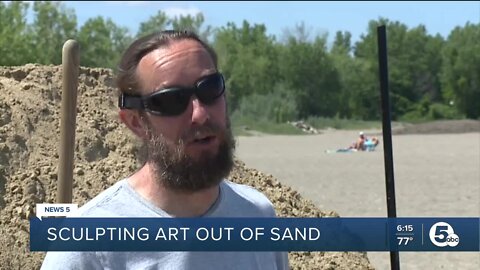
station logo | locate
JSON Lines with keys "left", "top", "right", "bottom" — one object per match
{"left": 429, "top": 222, "right": 459, "bottom": 247}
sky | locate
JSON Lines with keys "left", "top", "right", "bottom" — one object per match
{"left": 35, "top": 1, "right": 480, "bottom": 44}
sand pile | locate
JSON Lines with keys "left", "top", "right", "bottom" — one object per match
{"left": 0, "top": 64, "right": 373, "bottom": 270}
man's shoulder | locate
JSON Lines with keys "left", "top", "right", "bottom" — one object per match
{"left": 223, "top": 180, "right": 269, "bottom": 202}
{"left": 77, "top": 179, "right": 141, "bottom": 217}
{"left": 219, "top": 180, "right": 276, "bottom": 217}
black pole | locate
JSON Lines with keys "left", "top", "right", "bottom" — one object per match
{"left": 377, "top": 25, "right": 400, "bottom": 270}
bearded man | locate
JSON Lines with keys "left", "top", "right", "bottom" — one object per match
{"left": 41, "top": 30, "right": 289, "bottom": 270}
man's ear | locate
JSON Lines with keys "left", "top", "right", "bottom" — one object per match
{"left": 118, "top": 110, "right": 149, "bottom": 140}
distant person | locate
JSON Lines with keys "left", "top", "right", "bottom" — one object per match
{"left": 355, "top": 131, "right": 366, "bottom": 151}
{"left": 371, "top": 137, "right": 379, "bottom": 146}
{"left": 42, "top": 30, "right": 289, "bottom": 269}
{"left": 364, "top": 136, "right": 380, "bottom": 151}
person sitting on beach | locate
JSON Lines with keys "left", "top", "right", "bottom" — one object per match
{"left": 355, "top": 131, "right": 366, "bottom": 151}
{"left": 364, "top": 136, "right": 380, "bottom": 151}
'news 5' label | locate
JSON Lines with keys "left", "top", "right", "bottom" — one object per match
{"left": 36, "top": 204, "right": 78, "bottom": 220}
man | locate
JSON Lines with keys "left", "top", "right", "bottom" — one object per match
{"left": 355, "top": 131, "right": 366, "bottom": 151}
{"left": 41, "top": 30, "right": 289, "bottom": 269}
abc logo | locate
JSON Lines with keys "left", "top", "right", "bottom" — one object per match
{"left": 429, "top": 222, "right": 459, "bottom": 247}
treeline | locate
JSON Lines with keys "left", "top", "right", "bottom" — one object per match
{"left": 1, "top": 1, "right": 479, "bottom": 120}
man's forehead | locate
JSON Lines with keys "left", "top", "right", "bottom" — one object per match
{"left": 136, "top": 40, "right": 214, "bottom": 92}
{"left": 146, "top": 40, "right": 206, "bottom": 61}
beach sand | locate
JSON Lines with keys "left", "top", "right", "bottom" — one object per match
{"left": 236, "top": 130, "right": 480, "bottom": 269}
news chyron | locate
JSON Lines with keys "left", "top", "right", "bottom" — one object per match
{"left": 31, "top": 204, "right": 479, "bottom": 252}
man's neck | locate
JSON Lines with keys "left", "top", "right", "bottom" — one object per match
{"left": 127, "top": 163, "right": 220, "bottom": 217}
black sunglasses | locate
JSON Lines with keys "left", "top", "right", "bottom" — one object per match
{"left": 119, "top": 72, "right": 225, "bottom": 116}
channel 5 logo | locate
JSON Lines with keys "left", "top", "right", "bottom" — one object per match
{"left": 429, "top": 222, "right": 460, "bottom": 247}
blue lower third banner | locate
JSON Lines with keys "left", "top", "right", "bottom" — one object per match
{"left": 30, "top": 218, "right": 479, "bottom": 252}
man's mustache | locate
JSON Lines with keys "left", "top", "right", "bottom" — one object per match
{"left": 180, "top": 120, "right": 225, "bottom": 143}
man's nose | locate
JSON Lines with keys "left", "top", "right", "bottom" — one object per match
{"left": 190, "top": 97, "right": 209, "bottom": 125}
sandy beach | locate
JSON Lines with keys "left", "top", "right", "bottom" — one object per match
{"left": 236, "top": 130, "right": 480, "bottom": 269}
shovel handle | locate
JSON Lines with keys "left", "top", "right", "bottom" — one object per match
{"left": 57, "top": 40, "right": 79, "bottom": 203}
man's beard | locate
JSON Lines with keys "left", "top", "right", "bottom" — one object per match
{"left": 139, "top": 117, "right": 235, "bottom": 192}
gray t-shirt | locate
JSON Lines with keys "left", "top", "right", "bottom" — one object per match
{"left": 41, "top": 179, "right": 289, "bottom": 270}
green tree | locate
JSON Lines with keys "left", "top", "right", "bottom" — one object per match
{"left": 29, "top": 1, "right": 77, "bottom": 65}
{"left": 0, "top": 1, "right": 31, "bottom": 65}
{"left": 213, "top": 21, "right": 280, "bottom": 112}
{"left": 278, "top": 25, "right": 341, "bottom": 118}
{"left": 354, "top": 18, "right": 446, "bottom": 120}
{"left": 78, "top": 16, "right": 132, "bottom": 69}
{"left": 331, "top": 30, "right": 352, "bottom": 55}
{"left": 169, "top": 13, "right": 213, "bottom": 41}
{"left": 232, "top": 84, "right": 298, "bottom": 124}
{"left": 441, "top": 23, "right": 480, "bottom": 119}
{"left": 354, "top": 18, "right": 410, "bottom": 120}
{"left": 350, "top": 59, "right": 381, "bottom": 120}
{"left": 406, "top": 27, "right": 444, "bottom": 103}
{"left": 280, "top": 21, "right": 313, "bottom": 44}
{"left": 330, "top": 30, "right": 359, "bottom": 118}
{"left": 136, "top": 11, "right": 169, "bottom": 38}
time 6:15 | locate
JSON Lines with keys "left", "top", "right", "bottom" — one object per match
{"left": 397, "top": 225, "right": 414, "bottom": 232}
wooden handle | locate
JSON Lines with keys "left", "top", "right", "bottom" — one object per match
{"left": 57, "top": 40, "right": 80, "bottom": 203}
